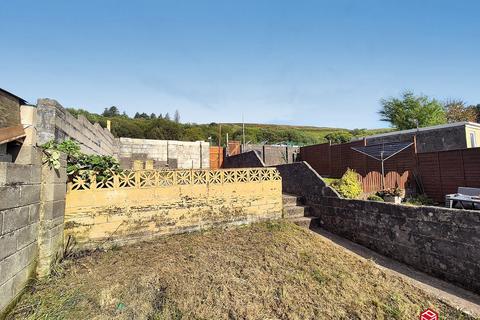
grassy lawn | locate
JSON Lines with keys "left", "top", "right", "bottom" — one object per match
{"left": 8, "top": 221, "right": 473, "bottom": 320}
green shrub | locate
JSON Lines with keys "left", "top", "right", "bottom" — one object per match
{"left": 42, "top": 139, "right": 120, "bottom": 181}
{"left": 331, "top": 169, "right": 363, "bottom": 199}
{"left": 367, "top": 194, "right": 384, "bottom": 202}
{"left": 404, "top": 194, "right": 435, "bottom": 206}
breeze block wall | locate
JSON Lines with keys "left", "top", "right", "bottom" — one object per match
{"left": 0, "top": 156, "right": 41, "bottom": 315}
{"left": 116, "top": 137, "right": 210, "bottom": 170}
{"left": 0, "top": 148, "right": 67, "bottom": 316}
{"left": 242, "top": 144, "right": 299, "bottom": 166}
{"left": 36, "top": 98, "right": 116, "bottom": 156}
{"left": 64, "top": 168, "right": 282, "bottom": 250}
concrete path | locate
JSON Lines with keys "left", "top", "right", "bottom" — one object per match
{"left": 310, "top": 227, "right": 480, "bottom": 318}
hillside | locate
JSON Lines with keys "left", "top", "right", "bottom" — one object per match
{"left": 67, "top": 107, "right": 392, "bottom": 146}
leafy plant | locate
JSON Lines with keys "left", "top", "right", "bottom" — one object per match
{"left": 41, "top": 139, "right": 120, "bottom": 181}
{"left": 331, "top": 169, "right": 363, "bottom": 199}
{"left": 43, "top": 149, "right": 62, "bottom": 169}
{"left": 367, "top": 194, "right": 384, "bottom": 202}
{"left": 376, "top": 188, "right": 405, "bottom": 198}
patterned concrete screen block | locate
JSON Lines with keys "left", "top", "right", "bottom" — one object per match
{"left": 65, "top": 168, "right": 283, "bottom": 250}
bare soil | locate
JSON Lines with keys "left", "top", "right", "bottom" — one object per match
{"left": 7, "top": 221, "right": 475, "bottom": 320}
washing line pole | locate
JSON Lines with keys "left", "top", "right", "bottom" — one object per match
{"left": 242, "top": 114, "right": 245, "bottom": 152}
{"left": 380, "top": 150, "right": 385, "bottom": 190}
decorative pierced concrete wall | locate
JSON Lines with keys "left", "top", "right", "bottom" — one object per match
{"left": 65, "top": 168, "right": 282, "bottom": 249}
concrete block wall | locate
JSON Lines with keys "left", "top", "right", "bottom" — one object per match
{"left": 366, "top": 125, "right": 468, "bottom": 153}
{"left": 37, "top": 157, "right": 67, "bottom": 277}
{"left": 0, "top": 148, "right": 67, "bottom": 317}
{"left": 242, "top": 144, "right": 299, "bottom": 166}
{"left": 117, "top": 137, "right": 210, "bottom": 169}
{"left": 36, "top": 98, "right": 115, "bottom": 156}
{"left": 0, "top": 150, "right": 41, "bottom": 315}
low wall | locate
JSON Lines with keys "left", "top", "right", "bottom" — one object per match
{"left": 223, "top": 151, "right": 265, "bottom": 168}
{"left": 64, "top": 168, "right": 283, "bottom": 249}
{"left": 275, "top": 162, "right": 340, "bottom": 202}
{"left": 275, "top": 162, "right": 480, "bottom": 294}
{"left": 311, "top": 198, "right": 480, "bottom": 294}
{"left": 36, "top": 98, "right": 116, "bottom": 156}
{"left": 0, "top": 147, "right": 67, "bottom": 317}
{"left": 117, "top": 137, "right": 210, "bottom": 169}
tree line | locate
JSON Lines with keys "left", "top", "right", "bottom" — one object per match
{"left": 66, "top": 107, "right": 383, "bottom": 145}
{"left": 66, "top": 91, "right": 479, "bottom": 146}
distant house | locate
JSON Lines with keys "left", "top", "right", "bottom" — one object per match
{"left": 0, "top": 88, "right": 27, "bottom": 144}
{"left": 358, "top": 122, "right": 480, "bottom": 153}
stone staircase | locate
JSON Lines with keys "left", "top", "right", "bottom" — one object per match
{"left": 282, "top": 193, "right": 319, "bottom": 229}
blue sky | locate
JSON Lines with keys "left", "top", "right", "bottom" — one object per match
{"left": 1, "top": 1, "right": 479, "bottom": 129}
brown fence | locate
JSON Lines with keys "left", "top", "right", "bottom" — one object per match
{"left": 210, "top": 146, "right": 224, "bottom": 170}
{"left": 300, "top": 140, "right": 480, "bottom": 202}
{"left": 300, "top": 140, "right": 416, "bottom": 193}
{"left": 227, "top": 141, "right": 241, "bottom": 156}
{"left": 417, "top": 148, "right": 480, "bottom": 201}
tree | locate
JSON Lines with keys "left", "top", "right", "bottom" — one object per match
{"left": 164, "top": 113, "right": 171, "bottom": 121}
{"left": 174, "top": 110, "right": 180, "bottom": 123}
{"left": 150, "top": 113, "right": 156, "bottom": 119}
{"left": 350, "top": 128, "right": 368, "bottom": 137}
{"left": 444, "top": 100, "right": 478, "bottom": 123}
{"left": 379, "top": 91, "right": 446, "bottom": 130}
{"left": 102, "top": 106, "right": 120, "bottom": 117}
{"left": 325, "top": 131, "right": 353, "bottom": 144}
{"left": 134, "top": 112, "right": 141, "bottom": 119}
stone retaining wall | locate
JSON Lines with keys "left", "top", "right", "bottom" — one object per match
{"left": 274, "top": 162, "right": 480, "bottom": 294}
{"left": 311, "top": 197, "right": 480, "bottom": 294}
{"left": 223, "top": 150, "right": 265, "bottom": 168}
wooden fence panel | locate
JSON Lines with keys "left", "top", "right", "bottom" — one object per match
{"left": 301, "top": 141, "right": 480, "bottom": 202}
{"left": 210, "top": 146, "right": 224, "bottom": 170}
{"left": 462, "top": 148, "right": 480, "bottom": 188}
{"left": 299, "top": 143, "right": 330, "bottom": 176}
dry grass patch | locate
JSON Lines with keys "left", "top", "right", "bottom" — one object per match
{"left": 8, "top": 221, "right": 475, "bottom": 320}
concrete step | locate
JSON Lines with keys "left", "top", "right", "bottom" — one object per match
{"left": 283, "top": 205, "right": 311, "bottom": 218}
{"left": 282, "top": 193, "right": 304, "bottom": 206}
{"left": 289, "top": 216, "right": 320, "bottom": 229}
